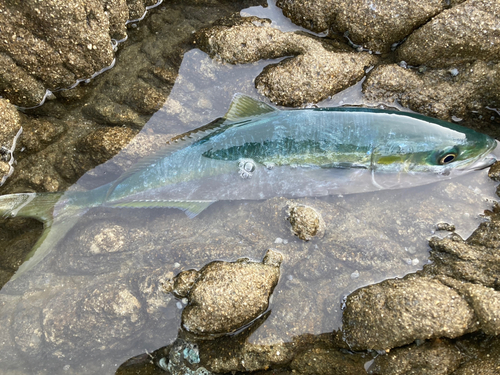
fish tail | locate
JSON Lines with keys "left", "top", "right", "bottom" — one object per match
{"left": 0, "top": 192, "right": 63, "bottom": 224}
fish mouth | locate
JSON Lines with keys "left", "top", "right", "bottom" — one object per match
{"left": 470, "top": 156, "right": 497, "bottom": 170}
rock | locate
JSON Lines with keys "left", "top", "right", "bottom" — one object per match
{"left": 196, "top": 18, "right": 375, "bottom": 106}
{"left": 277, "top": 0, "right": 454, "bottom": 53}
{"left": 77, "top": 126, "right": 138, "bottom": 165}
{"left": 0, "top": 99, "right": 22, "bottom": 186}
{"left": 342, "top": 275, "right": 475, "bottom": 350}
{"left": 287, "top": 202, "right": 325, "bottom": 241}
{"left": 0, "top": 99, "right": 21, "bottom": 148}
{"left": 363, "top": 61, "right": 500, "bottom": 120}
{"left": 256, "top": 50, "right": 374, "bottom": 107}
{"left": 452, "top": 337, "right": 500, "bottom": 375}
{"left": 180, "top": 249, "right": 282, "bottom": 336}
{"left": 290, "top": 346, "right": 366, "bottom": 375}
{"left": 426, "top": 219, "right": 500, "bottom": 288}
{"left": 438, "top": 277, "right": 500, "bottom": 336}
{"left": 488, "top": 161, "right": 500, "bottom": 181}
{"left": 41, "top": 278, "right": 146, "bottom": 358}
{"left": 172, "top": 269, "right": 199, "bottom": 298}
{"left": 20, "top": 118, "right": 66, "bottom": 155}
{"left": 398, "top": 0, "right": 500, "bottom": 67}
{"left": 366, "top": 339, "right": 462, "bottom": 375}
{"left": 195, "top": 17, "right": 304, "bottom": 64}
{"left": 0, "top": 0, "right": 158, "bottom": 107}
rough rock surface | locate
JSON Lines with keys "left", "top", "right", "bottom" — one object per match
{"left": 0, "top": 99, "right": 22, "bottom": 185}
{"left": 196, "top": 18, "right": 375, "bottom": 106}
{"left": 342, "top": 275, "right": 475, "bottom": 350}
{"left": 366, "top": 339, "right": 462, "bottom": 375}
{"left": 398, "top": 0, "right": 500, "bottom": 67}
{"left": 363, "top": 61, "right": 500, "bottom": 120}
{"left": 426, "top": 216, "right": 500, "bottom": 288}
{"left": 452, "top": 337, "right": 500, "bottom": 375}
{"left": 78, "top": 127, "right": 138, "bottom": 165}
{"left": 290, "top": 346, "right": 366, "bottom": 375}
{"left": 0, "top": 0, "right": 158, "bottom": 107}
{"left": 276, "top": 0, "right": 458, "bottom": 52}
{"left": 439, "top": 277, "right": 500, "bottom": 336}
{"left": 488, "top": 161, "right": 500, "bottom": 181}
{"left": 287, "top": 202, "right": 325, "bottom": 241}
{"left": 178, "top": 249, "right": 282, "bottom": 336}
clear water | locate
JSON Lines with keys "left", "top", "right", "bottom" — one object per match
{"left": 0, "top": 4, "right": 498, "bottom": 375}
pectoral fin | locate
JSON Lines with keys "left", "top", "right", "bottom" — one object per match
{"left": 107, "top": 200, "right": 215, "bottom": 219}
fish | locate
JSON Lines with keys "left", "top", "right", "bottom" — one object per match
{"left": 0, "top": 94, "right": 497, "bottom": 281}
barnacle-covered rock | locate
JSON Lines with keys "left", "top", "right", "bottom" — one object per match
{"left": 0, "top": 0, "right": 159, "bottom": 107}
{"left": 196, "top": 18, "right": 375, "bottom": 106}
{"left": 276, "top": 0, "right": 457, "bottom": 53}
{"left": 398, "top": 0, "right": 500, "bottom": 67}
{"left": 179, "top": 249, "right": 282, "bottom": 337}
{"left": 363, "top": 61, "right": 500, "bottom": 120}
{"left": 342, "top": 275, "right": 475, "bottom": 350}
{"left": 0, "top": 99, "right": 22, "bottom": 186}
{"left": 287, "top": 202, "right": 325, "bottom": 241}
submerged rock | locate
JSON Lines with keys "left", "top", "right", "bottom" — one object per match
{"left": 290, "top": 345, "right": 366, "bottom": 375}
{"left": 196, "top": 18, "right": 375, "bottom": 106}
{"left": 287, "top": 202, "right": 325, "bottom": 241}
{"left": 78, "top": 127, "right": 139, "bottom": 165}
{"left": 398, "top": 0, "right": 500, "bottom": 67}
{"left": 342, "top": 275, "right": 475, "bottom": 350}
{"left": 178, "top": 249, "right": 282, "bottom": 336}
{"left": 366, "top": 339, "right": 462, "bottom": 375}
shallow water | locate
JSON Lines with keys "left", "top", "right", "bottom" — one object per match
{"left": 0, "top": 3, "right": 499, "bottom": 375}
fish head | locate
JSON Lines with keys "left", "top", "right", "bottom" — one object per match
{"left": 374, "top": 123, "right": 497, "bottom": 177}
{"left": 420, "top": 133, "right": 497, "bottom": 175}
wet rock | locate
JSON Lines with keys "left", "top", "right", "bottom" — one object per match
{"left": 20, "top": 118, "right": 66, "bottom": 155}
{"left": 42, "top": 277, "right": 146, "bottom": 358}
{"left": 277, "top": 0, "right": 454, "bottom": 52}
{"left": 436, "top": 222, "right": 456, "bottom": 232}
{"left": 488, "top": 161, "right": 500, "bottom": 181}
{"left": 196, "top": 18, "right": 375, "bottom": 106}
{"left": 172, "top": 269, "right": 199, "bottom": 298}
{"left": 290, "top": 346, "right": 366, "bottom": 375}
{"left": 180, "top": 249, "right": 282, "bottom": 336}
{"left": 0, "top": 0, "right": 157, "bottom": 107}
{"left": 287, "top": 202, "right": 325, "bottom": 241}
{"left": 0, "top": 99, "right": 21, "bottom": 148}
{"left": 366, "top": 339, "right": 462, "bottom": 375}
{"left": 363, "top": 61, "right": 500, "bottom": 120}
{"left": 342, "top": 275, "right": 475, "bottom": 350}
{"left": 256, "top": 49, "right": 374, "bottom": 107}
{"left": 0, "top": 99, "right": 22, "bottom": 186}
{"left": 426, "top": 220, "right": 500, "bottom": 288}
{"left": 82, "top": 97, "right": 145, "bottom": 128}
{"left": 78, "top": 126, "right": 138, "bottom": 165}
{"left": 398, "top": 0, "right": 500, "bottom": 68}
{"left": 195, "top": 17, "right": 303, "bottom": 64}
{"left": 438, "top": 277, "right": 500, "bottom": 336}
{"left": 452, "top": 336, "right": 500, "bottom": 374}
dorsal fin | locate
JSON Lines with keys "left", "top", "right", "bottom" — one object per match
{"left": 223, "top": 94, "right": 277, "bottom": 122}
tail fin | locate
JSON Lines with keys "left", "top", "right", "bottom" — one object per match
{"left": 0, "top": 192, "right": 69, "bottom": 282}
{"left": 0, "top": 192, "right": 63, "bottom": 224}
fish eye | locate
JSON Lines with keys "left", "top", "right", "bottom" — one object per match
{"left": 439, "top": 153, "right": 457, "bottom": 165}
